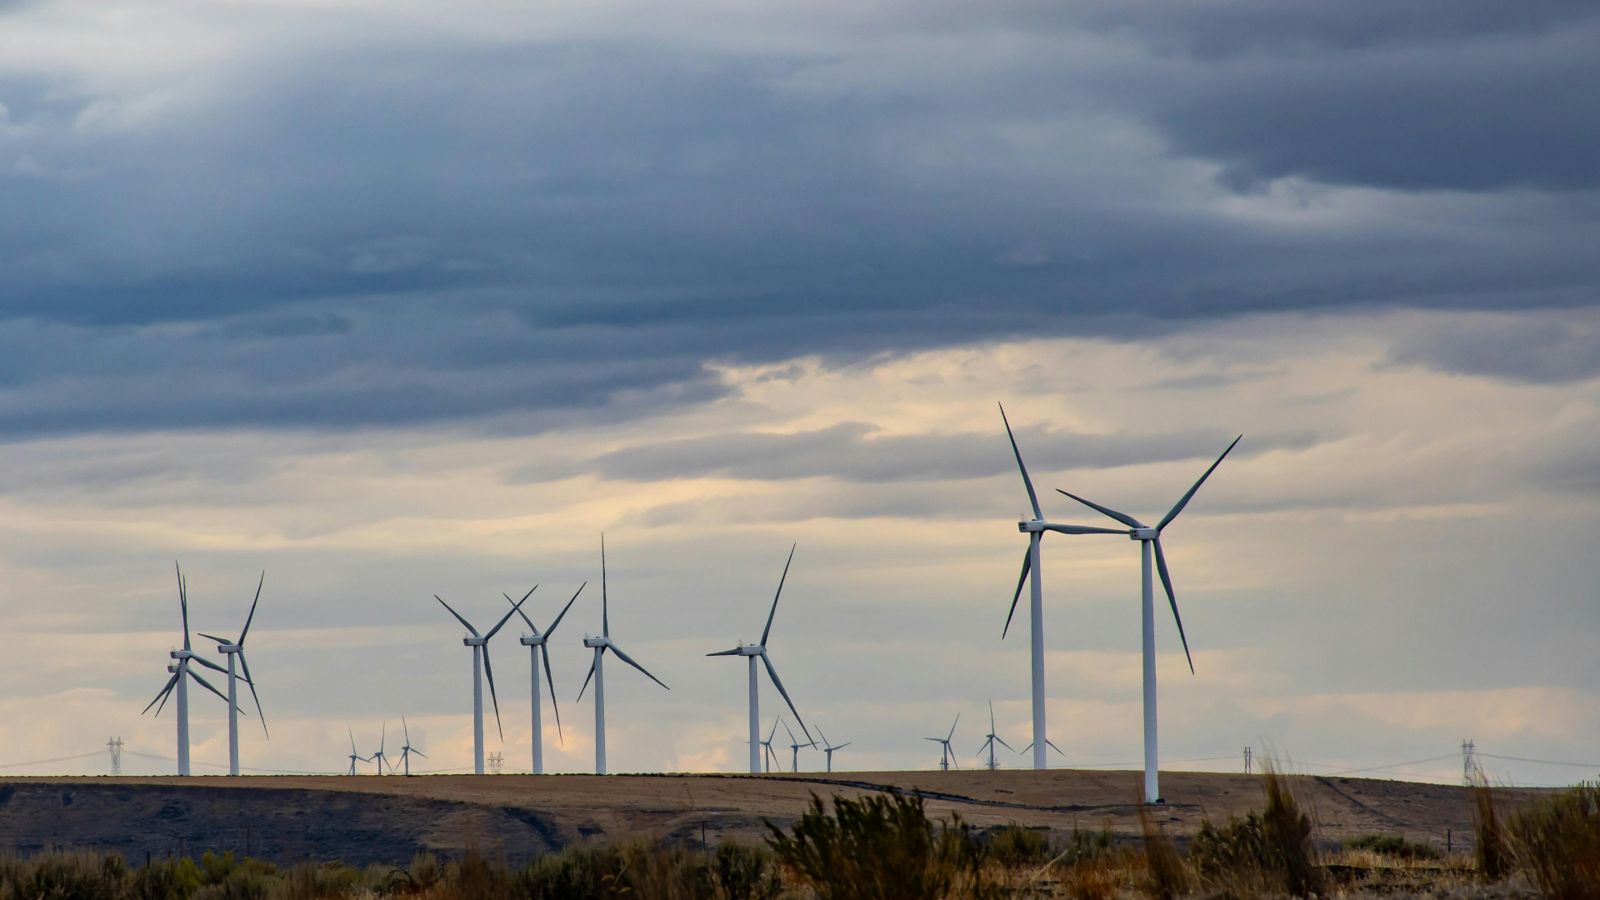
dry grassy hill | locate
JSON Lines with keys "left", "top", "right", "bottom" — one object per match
{"left": 0, "top": 770, "right": 1548, "bottom": 866}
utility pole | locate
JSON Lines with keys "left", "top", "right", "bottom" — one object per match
{"left": 1243, "top": 745, "right": 1252, "bottom": 775}
{"left": 1461, "top": 739, "right": 1480, "bottom": 785}
{"left": 107, "top": 737, "right": 123, "bottom": 775}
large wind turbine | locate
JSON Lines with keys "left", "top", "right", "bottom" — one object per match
{"left": 396, "top": 716, "right": 426, "bottom": 776}
{"left": 198, "top": 572, "right": 267, "bottom": 777}
{"left": 817, "top": 727, "right": 851, "bottom": 773}
{"left": 707, "top": 544, "right": 812, "bottom": 773}
{"left": 434, "top": 592, "right": 529, "bottom": 775}
{"left": 999, "top": 405, "right": 1128, "bottom": 770}
{"left": 510, "top": 583, "right": 583, "bottom": 774}
{"left": 976, "top": 701, "right": 1014, "bottom": 770}
{"left": 1054, "top": 435, "right": 1241, "bottom": 802}
{"left": 142, "top": 564, "right": 240, "bottom": 775}
{"left": 925, "top": 714, "right": 960, "bottom": 771}
{"left": 577, "top": 536, "right": 669, "bottom": 774}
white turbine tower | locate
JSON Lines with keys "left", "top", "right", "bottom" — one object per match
{"left": 142, "top": 563, "right": 241, "bottom": 775}
{"left": 434, "top": 592, "right": 529, "bottom": 775}
{"left": 509, "top": 582, "right": 584, "bottom": 774}
{"left": 816, "top": 727, "right": 851, "bottom": 773}
{"left": 976, "top": 701, "right": 1014, "bottom": 770}
{"left": 999, "top": 405, "right": 1128, "bottom": 770}
{"left": 576, "top": 536, "right": 669, "bottom": 774}
{"left": 197, "top": 572, "right": 267, "bottom": 777}
{"left": 925, "top": 714, "right": 960, "bottom": 771}
{"left": 1054, "top": 434, "right": 1241, "bottom": 802}
{"left": 782, "top": 719, "right": 814, "bottom": 773}
{"left": 396, "top": 716, "right": 426, "bottom": 776}
{"left": 706, "top": 544, "right": 812, "bottom": 773}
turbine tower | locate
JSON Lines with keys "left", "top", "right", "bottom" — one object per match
{"left": 346, "top": 727, "right": 370, "bottom": 776}
{"left": 434, "top": 592, "right": 529, "bottom": 775}
{"left": 925, "top": 714, "right": 960, "bottom": 771}
{"left": 976, "top": 701, "right": 1014, "bottom": 770}
{"left": 577, "top": 535, "right": 669, "bottom": 774}
{"left": 707, "top": 544, "right": 812, "bottom": 773}
{"left": 999, "top": 405, "right": 1128, "bottom": 769}
{"left": 397, "top": 716, "right": 426, "bottom": 776}
{"left": 817, "top": 727, "right": 851, "bottom": 773}
{"left": 1054, "top": 434, "right": 1241, "bottom": 802}
{"left": 197, "top": 571, "right": 267, "bottom": 777}
{"left": 142, "top": 563, "right": 240, "bottom": 775}
{"left": 510, "top": 582, "right": 584, "bottom": 774}
{"left": 782, "top": 719, "right": 814, "bottom": 772}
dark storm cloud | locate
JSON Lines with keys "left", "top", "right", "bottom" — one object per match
{"left": 0, "top": 2, "right": 1598, "bottom": 437}
{"left": 1389, "top": 316, "right": 1600, "bottom": 384}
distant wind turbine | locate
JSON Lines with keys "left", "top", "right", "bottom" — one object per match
{"left": 757, "top": 718, "right": 782, "bottom": 772}
{"left": 142, "top": 563, "right": 241, "bottom": 776}
{"left": 817, "top": 727, "right": 851, "bottom": 773}
{"left": 782, "top": 719, "right": 814, "bottom": 773}
{"left": 397, "top": 716, "right": 426, "bottom": 776}
{"left": 346, "top": 727, "right": 370, "bottom": 776}
{"left": 925, "top": 714, "right": 960, "bottom": 771}
{"left": 976, "top": 701, "right": 1015, "bottom": 770}
{"left": 577, "top": 535, "right": 669, "bottom": 774}
{"left": 370, "top": 722, "right": 390, "bottom": 775}
{"left": 434, "top": 591, "right": 530, "bottom": 775}
{"left": 1054, "top": 434, "right": 1241, "bottom": 802}
{"left": 510, "top": 583, "right": 584, "bottom": 774}
{"left": 197, "top": 571, "right": 268, "bottom": 777}
{"left": 999, "top": 405, "right": 1129, "bottom": 770}
{"left": 707, "top": 544, "right": 812, "bottom": 773}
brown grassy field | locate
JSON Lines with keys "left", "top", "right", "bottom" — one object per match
{"left": 0, "top": 769, "right": 1550, "bottom": 866}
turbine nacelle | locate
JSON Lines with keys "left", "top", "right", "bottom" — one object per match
{"left": 463, "top": 636, "right": 488, "bottom": 647}
{"left": 1129, "top": 527, "right": 1158, "bottom": 541}
{"left": 170, "top": 649, "right": 195, "bottom": 660}
{"left": 214, "top": 642, "right": 242, "bottom": 653}
{"left": 583, "top": 635, "right": 608, "bottom": 649}
{"left": 1018, "top": 518, "right": 1046, "bottom": 533}
{"left": 519, "top": 633, "right": 548, "bottom": 647}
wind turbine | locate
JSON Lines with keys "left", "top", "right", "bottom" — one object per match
{"left": 434, "top": 592, "right": 529, "bottom": 775}
{"left": 346, "top": 727, "right": 370, "bottom": 776}
{"left": 396, "top": 716, "right": 426, "bottom": 776}
{"left": 757, "top": 718, "right": 782, "bottom": 773}
{"left": 370, "top": 722, "right": 390, "bottom": 775}
{"left": 782, "top": 719, "right": 814, "bottom": 773}
{"left": 925, "top": 714, "right": 960, "bottom": 771}
{"left": 577, "top": 535, "right": 669, "bottom": 774}
{"left": 999, "top": 404, "right": 1128, "bottom": 770}
{"left": 817, "top": 727, "right": 851, "bottom": 773}
{"left": 1054, "top": 434, "right": 1241, "bottom": 802}
{"left": 142, "top": 563, "right": 241, "bottom": 776}
{"left": 197, "top": 572, "right": 267, "bottom": 777}
{"left": 509, "top": 582, "right": 584, "bottom": 774}
{"left": 707, "top": 544, "right": 812, "bottom": 773}
{"left": 976, "top": 701, "right": 1015, "bottom": 770}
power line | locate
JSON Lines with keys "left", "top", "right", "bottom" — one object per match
{"left": 1478, "top": 752, "right": 1600, "bottom": 770}
{"left": 0, "top": 750, "right": 106, "bottom": 769}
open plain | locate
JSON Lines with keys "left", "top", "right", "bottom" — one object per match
{"left": 0, "top": 770, "right": 1547, "bottom": 866}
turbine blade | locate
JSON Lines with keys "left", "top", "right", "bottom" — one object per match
{"left": 192, "top": 654, "right": 229, "bottom": 675}
{"left": 989, "top": 699, "right": 995, "bottom": 734}
{"left": 380, "top": 721, "right": 387, "bottom": 754}
{"left": 1158, "top": 435, "right": 1242, "bottom": 531}
{"left": 196, "top": 632, "right": 228, "bottom": 644}
{"left": 760, "top": 544, "right": 796, "bottom": 647}
{"left": 177, "top": 564, "right": 192, "bottom": 652}
{"left": 1054, "top": 490, "right": 1142, "bottom": 529}
{"left": 487, "top": 587, "right": 534, "bottom": 641}
{"left": 240, "top": 571, "right": 264, "bottom": 644}
{"left": 1046, "top": 739, "right": 1065, "bottom": 758}
{"left": 781, "top": 719, "right": 797, "bottom": 744}
{"left": 767, "top": 718, "right": 780, "bottom": 742}
{"left": 761, "top": 650, "right": 812, "bottom": 743}
{"left": 238, "top": 651, "right": 268, "bottom": 738}
{"left": 577, "top": 658, "right": 597, "bottom": 702}
{"left": 482, "top": 646, "right": 504, "bottom": 738}
{"left": 947, "top": 712, "right": 960, "bottom": 742}
{"left": 998, "top": 403, "right": 1042, "bottom": 520}
{"left": 1152, "top": 538, "right": 1196, "bottom": 674}
{"left": 349, "top": 726, "right": 357, "bottom": 755}
{"left": 402, "top": 715, "right": 411, "bottom": 746}
{"left": 434, "top": 595, "right": 479, "bottom": 637}
{"left": 413, "top": 748, "right": 428, "bottom": 759}
{"left": 142, "top": 673, "right": 179, "bottom": 716}
{"left": 608, "top": 642, "right": 669, "bottom": 690}
{"left": 996, "top": 736, "right": 1017, "bottom": 752}
{"left": 600, "top": 534, "right": 609, "bottom": 638}
{"left": 706, "top": 647, "right": 744, "bottom": 657}
{"left": 545, "top": 582, "right": 584, "bottom": 638}
{"left": 507, "top": 586, "right": 539, "bottom": 633}
{"left": 836, "top": 742, "right": 851, "bottom": 750}
{"left": 1003, "top": 545, "right": 1031, "bottom": 639}
{"left": 542, "top": 644, "right": 563, "bottom": 744}
{"left": 187, "top": 668, "right": 232, "bottom": 706}
{"left": 1042, "top": 523, "right": 1131, "bottom": 536}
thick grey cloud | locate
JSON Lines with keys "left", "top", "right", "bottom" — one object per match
{"left": 1389, "top": 315, "right": 1600, "bottom": 383}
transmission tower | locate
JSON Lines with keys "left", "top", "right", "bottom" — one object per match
{"left": 107, "top": 737, "right": 124, "bottom": 775}
{"left": 487, "top": 752, "right": 504, "bottom": 775}
{"left": 1461, "top": 739, "right": 1482, "bottom": 785}
{"left": 1243, "top": 746, "right": 1252, "bottom": 774}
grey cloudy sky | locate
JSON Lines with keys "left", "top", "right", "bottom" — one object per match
{"left": 2, "top": 1, "right": 1598, "bottom": 784}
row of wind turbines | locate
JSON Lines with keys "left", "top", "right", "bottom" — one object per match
{"left": 143, "top": 405, "right": 1239, "bottom": 801}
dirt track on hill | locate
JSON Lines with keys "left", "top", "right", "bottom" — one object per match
{"left": 0, "top": 771, "right": 1549, "bottom": 865}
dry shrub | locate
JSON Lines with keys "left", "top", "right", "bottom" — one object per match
{"left": 1510, "top": 781, "right": 1600, "bottom": 900}
{"left": 1472, "top": 781, "right": 1510, "bottom": 881}
{"left": 1138, "top": 806, "right": 1187, "bottom": 900}
{"left": 985, "top": 824, "right": 1052, "bottom": 869}
{"left": 1189, "top": 763, "right": 1322, "bottom": 897}
{"left": 1345, "top": 833, "right": 1440, "bottom": 860}
{"left": 766, "top": 792, "right": 997, "bottom": 900}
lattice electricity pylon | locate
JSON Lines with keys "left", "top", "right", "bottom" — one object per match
{"left": 1243, "top": 746, "right": 1252, "bottom": 775}
{"left": 1461, "top": 739, "right": 1483, "bottom": 785}
{"left": 107, "top": 737, "right": 124, "bottom": 776}
{"left": 487, "top": 752, "right": 504, "bottom": 775}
